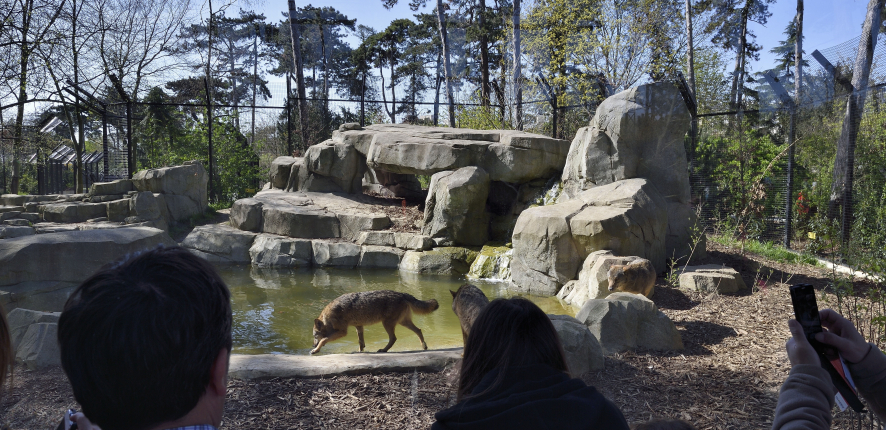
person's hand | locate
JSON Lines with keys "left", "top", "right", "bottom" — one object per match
{"left": 66, "top": 412, "right": 101, "bottom": 430}
{"left": 816, "top": 309, "right": 871, "bottom": 364}
{"left": 786, "top": 319, "right": 821, "bottom": 367}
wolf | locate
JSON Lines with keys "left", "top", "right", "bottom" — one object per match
{"left": 449, "top": 284, "right": 489, "bottom": 344}
{"left": 310, "top": 290, "right": 439, "bottom": 354}
{"left": 607, "top": 258, "right": 656, "bottom": 298}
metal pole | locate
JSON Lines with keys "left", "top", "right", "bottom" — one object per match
{"left": 126, "top": 101, "right": 134, "bottom": 178}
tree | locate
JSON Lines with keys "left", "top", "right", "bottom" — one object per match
{"left": 6, "top": 0, "right": 66, "bottom": 193}
{"left": 513, "top": 0, "right": 523, "bottom": 129}
{"left": 829, "top": 0, "right": 885, "bottom": 240}
{"left": 702, "top": 0, "right": 776, "bottom": 110}
{"left": 365, "top": 19, "right": 412, "bottom": 123}
{"left": 769, "top": 21, "right": 808, "bottom": 78}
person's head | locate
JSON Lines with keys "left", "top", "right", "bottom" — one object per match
{"left": 458, "top": 297, "right": 568, "bottom": 400}
{"left": 58, "top": 246, "right": 232, "bottom": 430}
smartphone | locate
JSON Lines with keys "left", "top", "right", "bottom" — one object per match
{"left": 790, "top": 284, "right": 865, "bottom": 413}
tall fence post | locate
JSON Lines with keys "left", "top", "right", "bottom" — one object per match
{"left": 126, "top": 101, "right": 134, "bottom": 179}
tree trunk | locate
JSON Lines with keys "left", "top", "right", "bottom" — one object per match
{"left": 251, "top": 28, "right": 257, "bottom": 145}
{"left": 478, "top": 0, "right": 490, "bottom": 107}
{"left": 320, "top": 22, "right": 329, "bottom": 120}
{"left": 436, "top": 0, "right": 456, "bottom": 128}
{"left": 12, "top": 0, "right": 34, "bottom": 194}
{"left": 390, "top": 59, "right": 397, "bottom": 123}
{"left": 730, "top": 1, "right": 750, "bottom": 111}
{"left": 288, "top": 0, "right": 309, "bottom": 149}
{"left": 434, "top": 51, "right": 441, "bottom": 126}
{"left": 685, "top": 0, "right": 696, "bottom": 100}
{"left": 513, "top": 0, "right": 522, "bottom": 130}
{"left": 206, "top": 0, "right": 214, "bottom": 201}
{"left": 72, "top": 0, "right": 85, "bottom": 193}
{"left": 828, "top": 0, "right": 884, "bottom": 239}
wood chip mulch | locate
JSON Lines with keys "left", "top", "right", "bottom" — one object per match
{"left": 1, "top": 239, "right": 881, "bottom": 430}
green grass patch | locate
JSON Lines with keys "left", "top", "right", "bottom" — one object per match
{"left": 710, "top": 234, "right": 820, "bottom": 267}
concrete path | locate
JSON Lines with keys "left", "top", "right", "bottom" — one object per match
{"left": 229, "top": 348, "right": 462, "bottom": 379}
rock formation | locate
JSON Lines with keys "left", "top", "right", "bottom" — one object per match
{"left": 560, "top": 82, "right": 704, "bottom": 262}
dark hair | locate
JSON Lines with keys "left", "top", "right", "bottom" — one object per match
{"left": 58, "top": 246, "right": 232, "bottom": 430}
{"left": 457, "top": 297, "right": 568, "bottom": 400}
{"left": 632, "top": 419, "right": 697, "bottom": 430}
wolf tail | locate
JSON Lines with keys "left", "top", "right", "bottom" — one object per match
{"left": 409, "top": 297, "right": 440, "bottom": 315}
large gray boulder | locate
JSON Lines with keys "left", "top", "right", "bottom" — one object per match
{"left": 334, "top": 124, "right": 570, "bottom": 184}
{"left": 230, "top": 198, "right": 263, "bottom": 232}
{"left": 130, "top": 191, "right": 161, "bottom": 221}
{"left": 181, "top": 224, "right": 257, "bottom": 264}
{"left": 422, "top": 167, "right": 490, "bottom": 246}
{"left": 678, "top": 265, "right": 746, "bottom": 294}
{"left": 0, "top": 227, "right": 175, "bottom": 290}
{"left": 399, "top": 248, "right": 478, "bottom": 275}
{"left": 359, "top": 246, "right": 404, "bottom": 268}
{"left": 262, "top": 203, "right": 340, "bottom": 239}
{"left": 303, "top": 140, "right": 366, "bottom": 193}
{"left": 249, "top": 235, "right": 313, "bottom": 267}
{"left": 575, "top": 292, "right": 683, "bottom": 355}
{"left": 42, "top": 202, "right": 107, "bottom": 223}
{"left": 557, "top": 250, "right": 642, "bottom": 307}
{"left": 132, "top": 161, "right": 208, "bottom": 220}
{"left": 90, "top": 179, "right": 134, "bottom": 196}
{"left": 15, "top": 322, "right": 60, "bottom": 369}
{"left": 269, "top": 156, "right": 299, "bottom": 189}
{"left": 285, "top": 157, "right": 307, "bottom": 192}
{"left": 511, "top": 179, "right": 667, "bottom": 296}
{"left": 561, "top": 82, "right": 701, "bottom": 260}
{"left": 0, "top": 225, "right": 35, "bottom": 239}
{"left": 549, "top": 314, "right": 604, "bottom": 377}
{"left": 312, "top": 241, "right": 361, "bottom": 267}
{"left": 8, "top": 308, "right": 59, "bottom": 349}
{"left": 1, "top": 228, "right": 173, "bottom": 313}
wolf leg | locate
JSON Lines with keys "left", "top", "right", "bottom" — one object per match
{"left": 378, "top": 320, "right": 397, "bottom": 352}
{"left": 356, "top": 326, "right": 365, "bottom": 351}
{"left": 400, "top": 318, "right": 428, "bottom": 350}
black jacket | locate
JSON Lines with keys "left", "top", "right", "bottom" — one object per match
{"left": 432, "top": 364, "right": 629, "bottom": 430}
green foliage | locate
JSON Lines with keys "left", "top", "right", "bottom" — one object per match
{"left": 710, "top": 233, "right": 818, "bottom": 266}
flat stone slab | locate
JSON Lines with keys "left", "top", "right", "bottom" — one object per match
{"left": 228, "top": 348, "right": 462, "bottom": 379}
{"left": 678, "top": 264, "right": 746, "bottom": 294}
{"left": 333, "top": 124, "right": 570, "bottom": 184}
{"left": 231, "top": 190, "right": 395, "bottom": 240}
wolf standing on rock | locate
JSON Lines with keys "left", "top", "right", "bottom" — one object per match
{"left": 311, "top": 290, "right": 439, "bottom": 354}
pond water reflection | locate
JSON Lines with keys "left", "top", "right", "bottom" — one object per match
{"left": 217, "top": 265, "right": 578, "bottom": 355}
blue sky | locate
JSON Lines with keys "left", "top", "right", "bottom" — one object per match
{"left": 256, "top": 0, "right": 874, "bottom": 74}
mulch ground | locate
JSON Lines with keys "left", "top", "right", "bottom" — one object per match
{"left": 1, "top": 239, "right": 880, "bottom": 430}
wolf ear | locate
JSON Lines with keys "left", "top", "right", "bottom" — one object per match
{"left": 450, "top": 290, "right": 457, "bottom": 298}
{"left": 314, "top": 319, "right": 323, "bottom": 330}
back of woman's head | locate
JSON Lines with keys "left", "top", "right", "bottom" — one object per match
{"left": 458, "top": 297, "right": 568, "bottom": 400}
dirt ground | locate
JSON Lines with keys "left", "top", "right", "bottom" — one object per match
{"left": 1, "top": 240, "right": 880, "bottom": 430}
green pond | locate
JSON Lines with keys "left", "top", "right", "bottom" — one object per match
{"left": 217, "top": 266, "right": 578, "bottom": 356}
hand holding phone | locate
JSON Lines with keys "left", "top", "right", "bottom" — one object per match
{"left": 789, "top": 284, "right": 866, "bottom": 413}
{"left": 817, "top": 309, "right": 872, "bottom": 364}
